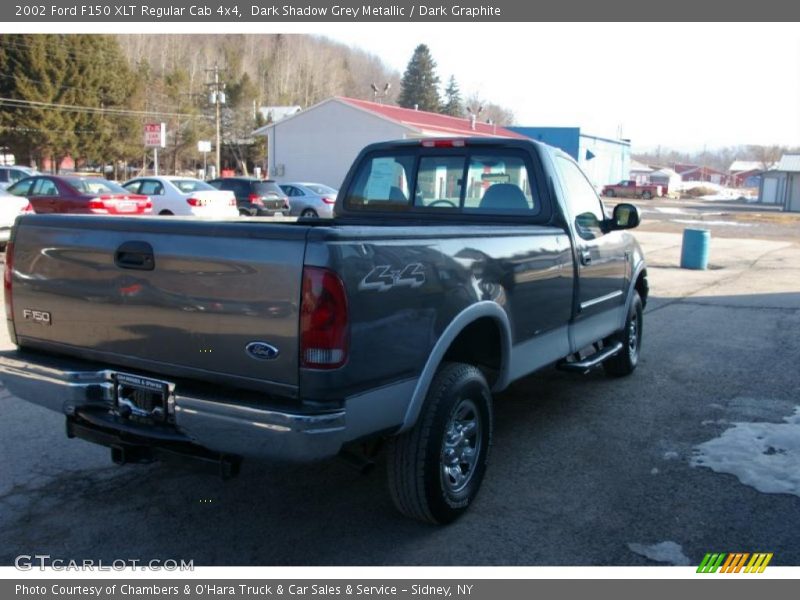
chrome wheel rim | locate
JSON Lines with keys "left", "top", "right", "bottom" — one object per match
{"left": 628, "top": 312, "right": 639, "bottom": 361}
{"left": 441, "top": 398, "right": 482, "bottom": 494}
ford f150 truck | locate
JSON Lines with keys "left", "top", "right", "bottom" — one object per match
{"left": 0, "top": 138, "right": 648, "bottom": 524}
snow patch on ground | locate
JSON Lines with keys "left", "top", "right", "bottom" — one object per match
{"left": 672, "top": 218, "right": 752, "bottom": 227}
{"left": 691, "top": 407, "right": 800, "bottom": 497}
{"left": 663, "top": 451, "right": 679, "bottom": 460}
{"left": 628, "top": 541, "right": 691, "bottom": 566}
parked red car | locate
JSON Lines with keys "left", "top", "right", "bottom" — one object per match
{"left": 6, "top": 175, "right": 152, "bottom": 215}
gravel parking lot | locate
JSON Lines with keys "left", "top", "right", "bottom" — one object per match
{"left": 1, "top": 207, "right": 799, "bottom": 566}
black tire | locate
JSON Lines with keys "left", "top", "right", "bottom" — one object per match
{"left": 387, "top": 362, "right": 493, "bottom": 524}
{"left": 158, "top": 210, "right": 173, "bottom": 216}
{"left": 604, "top": 292, "right": 643, "bottom": 377}
{"left": 642, "top": 191, "right": 652, "bottom": 200}
{"left": 301, "top": 208, "right": 318, "bottom": 218}
{"left": 238, "top": 208, "right": 251, "bottom": 217}
{"left": 605, "top": 189, "right": 615, "bottom": 198}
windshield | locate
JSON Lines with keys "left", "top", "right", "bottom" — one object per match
{"left": 306, "top": 184, "right": 337, "bottom": 196}
{"left": 171, "top": 179, "right": 215, "bottom": 193}
{"left": 68, "top": 178, "right": 128, "bottom": 194}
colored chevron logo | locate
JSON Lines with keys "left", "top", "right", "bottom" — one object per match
{"left": 697, "top": 552, "right": 773, "bottom": 573}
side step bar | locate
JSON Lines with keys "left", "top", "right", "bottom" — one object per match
{"left": 557, "top": 341, "right": 623, "bottom": 374}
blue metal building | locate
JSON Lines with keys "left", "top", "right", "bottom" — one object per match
{"left": 509, "top": 126, "right": 631, "bottom": 191}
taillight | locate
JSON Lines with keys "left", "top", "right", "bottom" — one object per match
{"left": 187, "top": 197, "right": 209, "bottom": 207}
{"left": 248, "top": 193, "right": 264, "bottom": 206}
{"left": 20, "top": 202, "right": 33, "bottom": 213}
{"left": 4, "top": 240, "right": 14, "bottom": 321}
{"left": 421, "top": 139, "right": 466, "bottom": 148}
{"left": 300, "top": 267, "right": 349, "bottom": 369}
{"left": 321, "top": 197, "right": 336, "bottom": 205}
{"left": 87, "top": 198, "right": 109, "bottom": 213}
{"left": 229, "top": 198, "right": 236, "bottom": 206}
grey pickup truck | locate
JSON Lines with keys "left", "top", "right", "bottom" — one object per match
{"left": 0, "top": 138, "right": 647, "bottom": 524}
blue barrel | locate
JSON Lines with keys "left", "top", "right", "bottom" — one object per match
{"left": 680, "top": 229, "right": 710, "bottom": 270}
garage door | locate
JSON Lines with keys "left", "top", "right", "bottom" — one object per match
{"left": 788, "top": 175, "right": 800, "bottom": 212}
{"left": 761, "top": 178, "right": 778, "bottom": 204}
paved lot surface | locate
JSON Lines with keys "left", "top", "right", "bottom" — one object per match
{"left": 1, "top": 222, "right": 799, "bottom": 566}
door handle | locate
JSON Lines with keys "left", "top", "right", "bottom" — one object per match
{"left": 115, "top": 241, "right": 155, "bottom": 271}
{"left": 580, "top": 250, "right": 592, "bottom": 266}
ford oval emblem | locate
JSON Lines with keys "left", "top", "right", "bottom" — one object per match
{"left": 245, "top": 342, "right": 280, "bottom": 361}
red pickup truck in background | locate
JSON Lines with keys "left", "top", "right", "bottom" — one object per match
{"left": 602, "top": 180, "right": 663, "bottom": 199}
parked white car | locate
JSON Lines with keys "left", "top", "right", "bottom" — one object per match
{"left": 122, "top": 176, "right": 238, "bottom": 217}
{"left": 0, "top": 187, "right": 33, "bottom": 248}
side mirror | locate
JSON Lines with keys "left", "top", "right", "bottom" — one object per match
{"left": 609, "top": 203, "right": 640, "bottom": 230}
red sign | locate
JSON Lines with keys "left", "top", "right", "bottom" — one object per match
{"left": 144, "top": 123, "right": 166, "bottom": 148}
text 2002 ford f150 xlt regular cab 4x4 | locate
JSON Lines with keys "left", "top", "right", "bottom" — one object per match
{"left": 0, "top": 138, "right": 648, "bottom": 524}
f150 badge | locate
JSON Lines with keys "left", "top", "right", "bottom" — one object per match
{"left": 359, "top": 263, "right": 426, "bottom": 292}
{"left": 23, "top": 309, "right": 51, "bottom": 325}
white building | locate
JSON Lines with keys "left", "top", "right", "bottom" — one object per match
{"left": 252, "top": 97, "right": 525, "bottom": 189}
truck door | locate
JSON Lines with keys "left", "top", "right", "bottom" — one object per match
{"left": 555, "top": 156, "right": 629, "bottom": 349}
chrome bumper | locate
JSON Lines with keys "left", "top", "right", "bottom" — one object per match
{"left": 0, "top": 353, "right": 347, "bottom": 461}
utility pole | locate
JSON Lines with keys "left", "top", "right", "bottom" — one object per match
{"left": 206, "top": 64, "right": 226, "bottom": 177}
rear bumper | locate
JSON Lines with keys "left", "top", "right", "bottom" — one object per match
{"left": 0, "top": 351, "right": 414, "bottom": 462}
{"left": 0, "top": 352, "right": 344, "bottom": 461}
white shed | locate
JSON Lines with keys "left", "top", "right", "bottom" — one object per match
{"left": 252, "top": 97, "right": 525, "bottom": 189}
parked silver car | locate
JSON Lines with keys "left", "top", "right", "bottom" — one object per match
{"left": 279, "top": 182, "right": 337, "bottom": 218}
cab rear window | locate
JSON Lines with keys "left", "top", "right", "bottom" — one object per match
{"left": 344, "top": 148, "right": 542, "bottom": 216}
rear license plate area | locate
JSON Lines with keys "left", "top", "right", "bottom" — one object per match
{"left": 114, "top": 373, "right": 171, "bottom": 424}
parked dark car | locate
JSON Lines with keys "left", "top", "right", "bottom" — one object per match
{"left": 207, "top": 177, "right": 290, "bottom": 216}
{"left": 6, "top": 175, "right": 151, "bottom": 215}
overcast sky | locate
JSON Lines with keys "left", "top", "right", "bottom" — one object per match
{"left": 324, "top": 22, "right": 800, "bottom": 152}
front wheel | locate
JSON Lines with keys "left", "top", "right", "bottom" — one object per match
{"left": 604, "top": 292, "right": 643, "bottom": 377}
{"left": 387, "top": 362, "right": 493, "bottom": 524}
{"left": 605, "top": 189, "right": 615, "bottom": 198}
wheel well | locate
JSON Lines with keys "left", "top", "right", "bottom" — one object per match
{"left": 635, "top": 269, "right": 649, "bottom": 308}
{"left": 441, "top": 317, "right": 503, "bottom": 387}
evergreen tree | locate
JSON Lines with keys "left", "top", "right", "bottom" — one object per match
{"left": 441, "top": 75, "right": 463, "bottom": 117}
{"left": 0, "top": 34, "right": 137, "bottom": 171}
{"left": 397, "top": 44, "right": 441, "bottom": 112}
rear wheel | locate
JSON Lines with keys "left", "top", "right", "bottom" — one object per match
{"left": 387, "top": 362, "right": 493, "bottom": 524}
{"left": 301, "top": 208, "right": 318, "bottom": 218}
{"left": 604, "top": 292, "right": 643, "bottom": 377}
{"left": 238, "top": 208, "right": 251, "bottom": 216}
{"left": 642, "top": 191, "right": 652, "bottom": 200}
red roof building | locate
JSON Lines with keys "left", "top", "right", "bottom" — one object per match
{"left": 253, "top": 97, "right": 523, "bottom": 188}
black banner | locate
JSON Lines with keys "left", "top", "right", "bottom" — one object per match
{"left": 3, "top": 0, "right": 800, "bottom": 22}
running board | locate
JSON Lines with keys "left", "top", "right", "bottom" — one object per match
{"left": 557, "top": 341, "right": 623, "bottom": 374}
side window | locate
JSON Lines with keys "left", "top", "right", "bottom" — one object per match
{"left": 0, "top": 170, "right": 8, "bottom": 183}
{"left": 32, "top": 178, "right": 58, "bottom": 196}
{"left": 557, "top": 157, "right": 604, "bottom": 240}
{"left": 10, "top": 169, "right": 26, "bottom": 183}
{"left": 345, "top": 154, "right": 415, "bottom": 209}
{"left": 414, "top": 156, "right": 465, "bottom": 208}
{"left": 123, "top": 181, "right": 141, "bottom": 194}
{"left": 139, "top": 180, "right": 164, "bottom": 196}
{"left": 463, "top": 154, "right": 537, "bottom": 213}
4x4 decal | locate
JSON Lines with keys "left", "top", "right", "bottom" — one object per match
{"left": 359, "top": 263, "right": 426, "bottom": 292}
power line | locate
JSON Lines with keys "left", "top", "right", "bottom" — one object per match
{"left": 0, "top": 97, "right": 210, "bottom": 120}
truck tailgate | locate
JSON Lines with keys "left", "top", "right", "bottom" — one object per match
{"left": 9, "top": 215, "right": 307, "bottom": 395}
